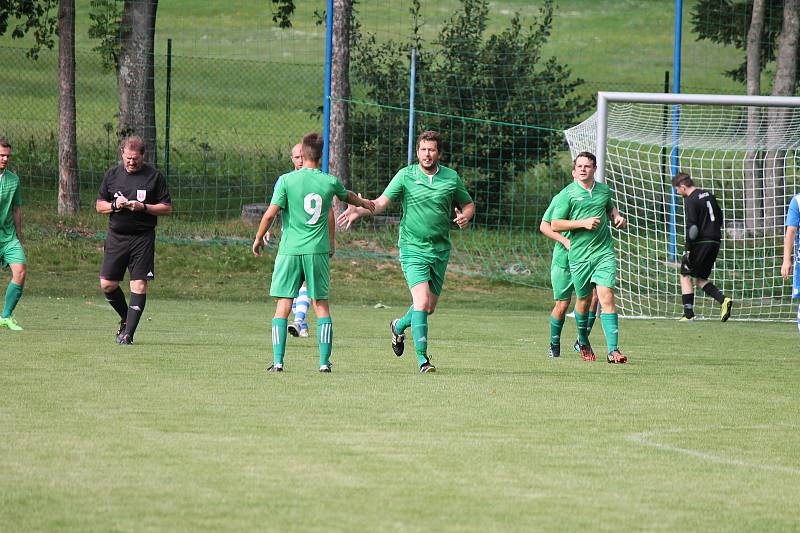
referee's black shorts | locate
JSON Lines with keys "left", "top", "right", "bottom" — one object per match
{"left": 680, "top": 241, "right": 720, "bottom": 280}
{"left": 100, "top": 229, "right": 156, "bottom": 282}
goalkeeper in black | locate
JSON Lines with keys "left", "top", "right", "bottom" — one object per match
{"left": 672, "top": 172, "right": 732, "bottom": 321}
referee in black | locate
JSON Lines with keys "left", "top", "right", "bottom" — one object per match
{"left": 96, "top": 136, "right": 172, "bottom": 344}
{"left": 672, "top": 172, "right": 732, "bottom": 321}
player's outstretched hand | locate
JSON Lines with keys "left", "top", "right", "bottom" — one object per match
{"left": 613, "top": 214, "right": 627, "bottom": 229}
{"left": 337, "top": 204, "right": 359, "bottom": 230}
{"left": 361, "top": 195, "right": 376, "bottom": 213}
{"left": 252, "top": 237, "right": 264, "bottom": 257}
{"left": 453, "top": 207, "right": 470, "bottom": 229}
{"left": 781, "top": 260, "right": 793, "bottom": 280}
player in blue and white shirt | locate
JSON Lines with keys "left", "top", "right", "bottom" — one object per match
{"left": 781, "top": 193, "right": 800, "bottom": 332}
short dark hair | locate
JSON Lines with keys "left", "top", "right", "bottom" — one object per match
{"left": 120, "top": 135, "right": 146, "bottom": 154}
{"left": 671, "top": 172, "right": 693, "bottom": 188}
{"left": 302, "top": 132, "right": 324, "bottom": 163}
{"left": 417, "top": 130, "right": 441, "bottom": 151}
{"left": 573, "top": 151, "right": 596, "bottom": 168}
{"left": 0, "top": 137, "right": 11, "bottom": 150}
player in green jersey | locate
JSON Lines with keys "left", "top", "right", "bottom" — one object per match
{"left": 0, "top": 138, "right": 26, "bottom": 331}
{"left": 337, "top": 130, "right": 475, "bottom": 373}
{"left": 540, "top": 190, "right": 599, "bottom": 358}
{"left": 253, "top": 133, "right": 374, "bottom": 373}
{"left": 551, "top": 152, "right": 628, "bottom": 364}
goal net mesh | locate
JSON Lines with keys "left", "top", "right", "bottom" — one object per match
{"left": 564, "top": 100, "right": 800, "bottom": 321}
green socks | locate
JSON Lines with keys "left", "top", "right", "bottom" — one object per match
{"left": 600, "top": 313, "right": 619, "bottom": 353}
{"left": 549, "top": 315, "right": 565, "bottom": 347}
{"left": 586, "top": 310, "right": 597, "bottom": 336}
{"left": 271, "top": 318, "right": 288, "bottom": 365}
{"left": 411, "top": 310, "right": 429, "bottom": 366}
{"left": 318, "top": 317, "right": 333, "bottom": 366}
{"left": 2, "top": 282, "right": 23, "bottom": 318}
{"left": 394, "top": 305, "right": 414, "bottom": 333}
{"left": 574, "top": 310, "right": 589, "bottom": 346}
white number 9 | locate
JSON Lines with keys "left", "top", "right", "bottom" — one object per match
{"left": 304, "top": 193, "right": 323, "bottom": 224}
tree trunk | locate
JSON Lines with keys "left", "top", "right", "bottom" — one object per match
{"left": 117, "top": 0, "right": 158, "bottom": 163}
{"left": 744, "top": 0, "right": 765, "bottom": 235}
{"left": 329, "top": 0, "right": 352, "bottom": 189}
{"left": 58, "top": 0, "right": 79, "bottom": 215}
{"left": 764, "top": 0, "right": 799, "bottom": 233}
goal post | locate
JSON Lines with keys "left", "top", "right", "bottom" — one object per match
{"left": 565, "top": 91, "right": 800, "bottom": 321}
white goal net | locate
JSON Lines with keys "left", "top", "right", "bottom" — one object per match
{"left": 565, "top": 92, "right": 800, "bottom": 321}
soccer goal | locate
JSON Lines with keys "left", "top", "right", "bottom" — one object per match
{"left": 565, "top": 92, "right": 800, "bottom": 321}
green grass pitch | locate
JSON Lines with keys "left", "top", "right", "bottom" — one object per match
{"left": 1, "top": 296, "right": 798, "bottom": 530}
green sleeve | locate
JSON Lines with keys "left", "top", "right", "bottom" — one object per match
{"left": 270, "top": 175, "right": 287, "bottom": 208}
{"left": 551, "top": 190, "right": 571, "bottom": 220}
{"left": 453, "top": 175, "right": 472, "bottom": 206}
{"left": 333, "top": 177, "right": 348, "bottom": 201}
{"left": 381, "top": 168, "right": 406, "bottom": 202}
{"left": 542, "top": 194, "right": 559, "bottom": 223}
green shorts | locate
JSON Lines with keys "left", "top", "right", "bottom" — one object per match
{"left": 0, "top": 238, "right": 26, "bottom": 269}
{"left": 570, "top": 252, "right": 616, "bottom": 298}
{"left": 551, "top": 262, "right": 573, "bottom": 301}
{"left": 399, "top": 248, "right": 449, "bottom": 296}
{"left": 270, "top": 253, "right": 330, "bottom": 300}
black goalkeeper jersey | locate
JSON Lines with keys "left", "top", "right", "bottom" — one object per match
{"left": 683, "top": 188, "right": 723, "bottom": 244}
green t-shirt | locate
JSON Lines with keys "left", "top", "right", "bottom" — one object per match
{"left": 270, "top": 167, "right": 348, "bottom": 255}
{"left": 0, "top": 170, "right": 22, "bottom": 243}
{"left": 382, "top": 164, "right": 473, "bottom": 255}
{"left": 551, "top": 180, "right": 615, "bottom": 264}
{"left": 542, "top": 192, "right": 569, "bottom": 269}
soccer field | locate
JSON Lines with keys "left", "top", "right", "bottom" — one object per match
{"left": 1, "top": 296, "right": 798, "bottom": 531}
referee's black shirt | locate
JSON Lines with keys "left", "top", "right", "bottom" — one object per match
{"left": 98, "top": 163, "right": 172, "bottom": 235}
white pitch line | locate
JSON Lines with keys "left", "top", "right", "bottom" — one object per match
{"left": 625, "top": 426, "right": 800, "bottom": 475}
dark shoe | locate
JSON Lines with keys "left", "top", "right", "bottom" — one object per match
{"left": 607, "top": 349, "right": 628, "bottom": 364}
{"left": 390, "top": 319, "right": 405, "bottom": 357}
{"left": 319, "top": 363, "right": 332, "bottom": 373}
{"left": 548, "top": 344, "right": 561, "bottom": 358}
{"left": 116, "top": 320, "right": 127, "bottom": 337}
{"left": 720, "top": 298, "right": 733, "bottom": 322}
{"left": 573, "top": 339, "right": 581, "bottom": 353}
{"left": 267, "top": 363, "right": 284, "bottom": 372}
{"left": 579, "top": 344, "right": 596, "bottom": 362}
{"left": 678, "top": 315, "right": 695, "bottom": 322}
{"left": 287, "top": 323, "right": 300, "bottom": 337}
{"left": 116, "top": 333, "right": 133, "bottom": 345}
{"left": 419, "top": 361, "right": 436, "bottom": 373}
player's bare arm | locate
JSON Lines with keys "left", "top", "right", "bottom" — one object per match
{"left": 328, "top": 208, "right": 336, "bottom": 258}
{"left": 608, "top": 206, "right": 626, "bottom": 229}
{"left": 539, "top": 220, "right": 570, "bottom": 249}
{"left": 253, "top": 204, "right": 282, "bottom": 256}
{"left": 12, "top": 205, "right": 23, "bottom": 244}
{"left": 453, "top": 202, "right": 475, "bottom": 229}
{"left": 551, "top": 217, "right": 600, "bottom": 232}
{"left": 782, "top": 226, "right": 797, "bottom": 279}
{"left": 344, "top": 190, "right": 376, "bottom": 213}
{"left": 337, "top": 195, "right": 391, "bottom": 230}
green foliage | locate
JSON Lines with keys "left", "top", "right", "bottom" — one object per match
{"left": 0, "top": 0, "right": 56, "bottom": 59}
{"left": 350, "top": 0, "right": 590, "bottom": 225}
{"left": 690, "top": 0, "right": 787, "bottom": 85}
{"left": 271, "top": 0, "right": 295, "bottom": 29}
{"left": 87, "top": 0, "right": 124, "bottom": 70}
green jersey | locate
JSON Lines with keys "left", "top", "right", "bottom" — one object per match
{"left": 551, "top": 180, "right": 615, "bottom": 263}
{"left": 270, "top": 167, "right": 348, "bottom": 255}
{"left": 382, "top": 164, "right": 472, "bottom": 255}
{"left": 0, "top": 169, "right": 22, "bottom": 243}
{"left": 542, "top": 192, "right": 569, "bottom": 269}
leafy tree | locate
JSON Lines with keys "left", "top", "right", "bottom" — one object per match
{"left": 350, "top": 0, "right": 589, "bottom": 225}
{"left": 0, "top": 0, "right": 57, "bottom": 59}
{"left": 691, "top": 0, "right": 788, "bottom": 85}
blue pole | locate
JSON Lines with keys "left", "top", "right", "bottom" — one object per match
{"left": 322, "top": 0, "right": 334, "bottom": 172}
{"left": 669, "top": 0, "right": 683, "bottom": 260}
{"left": 407, "top": 47, "right": 417, "bottom": 166}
